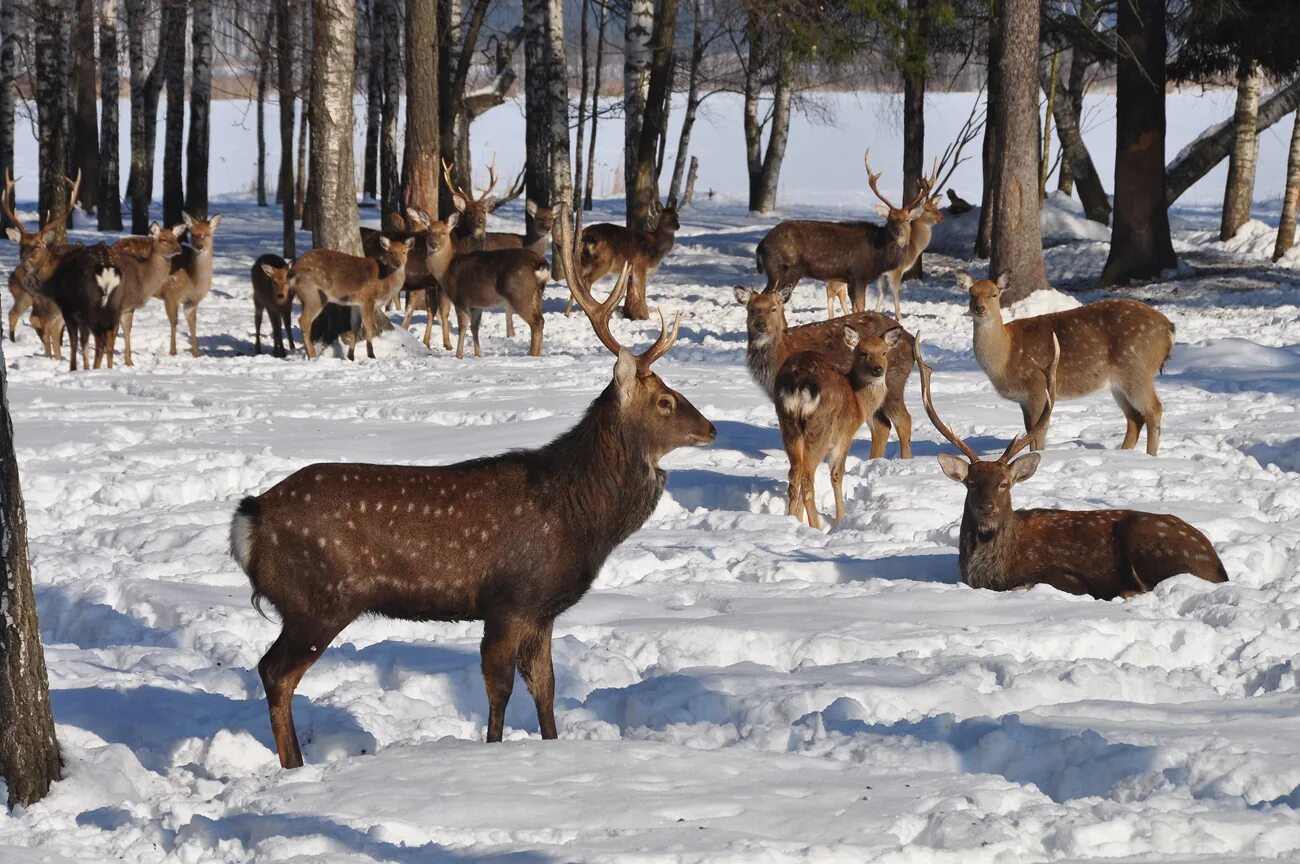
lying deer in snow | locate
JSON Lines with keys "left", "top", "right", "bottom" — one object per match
{"left": 915, "top": 335, "right": 1227, "bottom": 599}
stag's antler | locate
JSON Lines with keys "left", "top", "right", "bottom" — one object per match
{"left": 39, "top": 169, "right": 82, "bottom": 234}
{"left": 863, "top": 150, "right": 899, "bottom": 211}
{"left": 914, "top": 333, "right": 981, "bottom": 463}
{"left": 999, "top": 334, "right": 1060, "bottom": 463}
{"left": 489, "top": 166, "right": 527, "bottom": 213}
{"left": 1, "top": 168, "right": 28, "bottom": 237}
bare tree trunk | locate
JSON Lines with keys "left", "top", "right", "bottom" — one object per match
{"left": 667, "top": 0, "right": 703, "bottom": 206}
{"left": 377, "top": 0, "right": 401, "bottom": 227}
{"left": 276, "top": 0, "right": 295, "bottom": 257}
{"left": 0, "top": 346, "right": 61, "bottom": 810}
{"left": 742, "top": 14, "right": 763, "bottom": 212}
{"left": 1219, "top": 60, "right": 1263, "bottom": 241}
{"left": 296, "top": 3, "right": 312, "bottom": 223}
{"left": 623, "top": 0, "right": 653, "bottom": 215}
{"left": 1166, "top": 80, "right": 1300, "bottom": 207}
{"left": 402, "top": 0, "right": 438, "bottom": 214}
{"left": 70, "top": 0, "right": 99, "bottom": 214}
{"left": 1274, "top": 111, "right": 1300, "bottom": 262}
{"left": 546, "top": 0, "right": 571, "bottom": 214}
{"left": 0, "top": 0, "right": 15, "bottom": 231}
{"left": 184, "top": 0, "right": 213, "bottom": 216}
{"left": 309, "top": 0, "right": 360, "bottom": 254}
{"left": 987, "top": 0, "right": 1048, "bottom": 302}
{"left": 975, "top": 13, "right": 1001, "bottom": 259}
{"left": 1099, "top": 0, "right": 1175, "bottom": 287}
{"left": 629, "top": 0, "right": 679, "bottom": 232}
{"left": 256, "top": 36, "right": 269, "bottom": 207}
{"left": 35, "top": 0, "right": 71, "bottom": 242}
{"left": 583, "top": 0, "right": 607, "bottom": 209}
{"left": 363, "top": 0, "right": 380, "bottom": 202}
{"left": 126, "top": 0, "right": 164, "bottom": 234}
{"left": 435, "top": 0, "right": 459, "bottom": 219}
{"left": 683, "top": 154, "right": 698, "bottom": 205}
{"left": 1043, "top": 56, "right": 1109, "bottom": 224}
{"left": 574, "top": 0, "right": 591, "bottom": 212}
{"left": 524, "top": 0, "right": 551, "bottom": 210}
{"left": 901, "top": 0, "right": 928, "bottom": 278}
{"left": 161, "top": 0, "right": 186, "bottom": 226}
{"left": 1056, "top": 51, "right": 1085, "bottom": 195}
{"left": 98, "top": 0, "right": 124, "bottom": 230}
{"left": 749, "top": 44, "right": 791, "bottom": 214}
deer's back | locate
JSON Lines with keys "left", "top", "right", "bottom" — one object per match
{"left": 446, "top": 248, "right": 547, "bottom": 307}
{"left": 759, "top": 221, "right": 891, "bottom": 281}
{"left": 483, "top": 231, "right": 525, "bottom": 252}
{"left": 112, "top": 237, "right": 171, "bottom": 308}
{"left": 774, "top": 352, "right": 856, "bottom": 456}
{"left": 292, "top": 249, "right": 379, "bottom": 298}
{"left": 786, "top": 313, "right": 913, "bottom": 399}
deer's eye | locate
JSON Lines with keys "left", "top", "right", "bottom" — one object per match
{"left": 999, "top": 481, "right": 1009, "bottom": 490}
{"left": 657, "top": 397, "right": 674, "bottom": 413}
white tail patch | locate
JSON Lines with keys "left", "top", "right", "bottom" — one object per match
{"left": 534, "top": 262, "right": 551, "bottom": 280}
{"left": 780, "top": 387, "right": 820, "bottom": 419}
{"left": 229, "top": 512, "right": 256, "bottom": 574}
{"left": 96, "top": 269, "right": 121, "bottom": 306}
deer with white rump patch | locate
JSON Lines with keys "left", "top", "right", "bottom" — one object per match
{"left": 290, "top": 235, "right": 414, "bottom": 360}
{"left": 229, "top": 203, "right": 715, "bottom": 768}
{"left": 960, "top": 270, "right": 1174, "bottom": 455}
{"left": 915, "top": 335, "right": 1227, "bottom": 599}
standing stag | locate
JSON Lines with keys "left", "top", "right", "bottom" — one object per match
{"left": 960, "top": 270, "right": 1174, "bottom": 455}
{"left": 565, "top": 201, "right": 680, "bottom": 321}
{"left": 736, "top": 285, "right": 914, "bottom": 459}
{"left": 3, "top": 169, "right": 82, "bottom": 342}
{"left": 776, "top": 324, "right": 903, "bottom": 527}
{"left": 290, "top": 236, "right": 414, "bottom": 360}
{"left": 160, "top": 212, "right": 222, "bottom": 358}
{"left": 229, "top": 204, "right": 715, "bottom": 768}
{"left": 756, "top": 153, "right": 928, "bottom": 314}
{"left": 915, "top": 336, "right": 1227, "bottom": 599}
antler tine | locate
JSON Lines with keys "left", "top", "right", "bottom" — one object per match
{"left": 863, "top": 149, "right": 898, "bottom": 210}
{"left": 2, "top": 167, "right": 30, "bottom": 235}
{"left": 441, "top": 159, "right": 471, "bottom": 202}
{"left": 489, "top": 166, "right": 527, "bottom": 212}
{"left": 914, "top": 333, "right": 981, "bottom": 463}
{"left": 480, "top": 155, "right": 499, "bottom": 200}
{"left": 637, "top": 307, "right": 681, "bottom": 371}
{"left": 553, "top": 203, "right": 625, "bottom": 358}
{"left": 39, "top": 169, "right": 82, "bottom": 233}
{"left": 999, "top": 334, "right": 1060, "bottom": 463}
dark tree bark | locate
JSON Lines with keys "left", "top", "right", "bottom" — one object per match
{"left": 0, "top": 0, "right": 15, "bottom": 231}
{"left": 186, "top": 0, "right": 213, "bottom": 216}
{"left": 276, "top": 0, "right": 296, "bottom": 257}
{"left": 126, "top": 0, "right": 165, "bottom": 234}
{"left": 35, "top": 0, "right": 71, "bottom": 243}
{"left": 377, "top": 0, "right": 401, "bottom": 227}
{"left": 1042, "top": 56, "right": 1109, "bottom": 224}
{"left": 402, "top": 0, "right": 438, "bottom": 215}
{"left": 98, "top": 0, "right": 123, "bottom": 230}
{"left": 1056, "top": 51, "right": 1086, "bottom": 195}
{"left": 0, "top": 345, "right": 61, "bottom": 809}
{"left": 524, "top": 0, "right": 551, "bottom": 209}
{"left": 667, "top": 0, "right": 703, "bottom": 206}
{"left": 623, "top": 0, "right": 653, "bottom": 209}
{"left": 574, "top": 0, "right": 592, "bottom": 212}
{"left": 1099, "top": 0, "right": 1176, "bottom": 287}
{"left": 629, "top": 0, "right": 679, "bottom": 231}
{"left": 70, "top": 0, "right": 99, "bottom": 214}
{"left": 161, "top": 0, "right": 187, "bottom": 226}
{"left": 901, "top": 0, "right": 929, "bottom": 277}
{"left": 546, "top": 0, "right": 572, "bottom": 214}
{"left": 309, "top": 0, "right": 361, "bottom": 254}
{"left": 1275, "top": 110, "right": 1300, "bottom": 262}
{"left": 256, "top": 31, "right": 269, "bottom": 207}
{"left": 363, "top": 0, "right": 380, "bottom": 202}
{"left": 1166, "top": 79, "right": 1300, "bottom": 206}
{"left": 987, "top": 0, "right": 1048, "bottom": 301}
{"left": 584, "top": 0, "right": 608, "bottom": 209}
{"left": 976, "top": 11, "right": 1001, "bottom": 259}
{"left": 1219, "top": 60, "right": 1263, "bottom": 241}
{"left": 746, "top": 39, "right": 792, "bottom": 214}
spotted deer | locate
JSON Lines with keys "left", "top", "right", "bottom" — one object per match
{"left": 228, "top": 202, "right": 715, "bottom": 768}
{"left": 960, "top": 270, "right": 1175, "bottom": 455}
{"left": 251, "top": 254, "right": 295, "bottom": 358}
{"left": 114, "top": 222, "right": 187, "bottom": 366}
{"left": 484, "top": 200, "right": 556, "bottom": 339}
{"left": 290, "top": 236, "right": 414, "bottom": 360}
{"left": 776, "top": 324, "right": 903, "bottom": 527}
{"left": 565, "top": 201, "right": 679, "bottom": 320}
{"left": 159, "top": 212, "right": 222, "bottom": 357}
{"left": 915, "top": 336, "right": 1227, "bottom": 599}
{"left": 3, "top": 168, "right": 82, "bottom": 341}
{"left": 735, "top": 284, "right": 914, "bottom": 459}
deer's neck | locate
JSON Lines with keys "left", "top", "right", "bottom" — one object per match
{"left": 650, "top": 225, "right": 677, "bottom": 261}
{"left": 971, "top": 309, "right": 1012, "bottom": 380}
{"left": 958, "top": 511, "right": 1019, "bottom": 590}
{"left": 746, "top": 328, "right": 790, "bottom": 397}
{"left": 906, "top": 221, "right": 934, "bottom": 265}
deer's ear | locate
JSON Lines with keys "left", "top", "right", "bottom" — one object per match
{"left": 955, "top": 270, "right": 974, "bottom": 292}
{"left": 403, "top": 237, "right": 415, "bottom": 249}
{"left": 171, "top": 223, "right": 187, "bottom": 237}
{"left": 881, "top": 327, "right": 902, "bottom": 348}
{"left": 260, "top": 262, "right": 277, "bottom": 277}
{"left": 149, "top": 221, "right": 162, "bottom": 237}
{"left": 776, "top": 284, "right": 795, "bottom": 305}
{"left": 209, "top": 214, "right": 222, "bottom": 229}
{"left": 5, "top": 228, "right": 21, "bottom": 243}
{"left": 379, "top": 236, "right": 392, "bottom": 250}
{"left": 994, "top": 271, "right": 1011, "bottom": 292}
{"left": 182, "top": 211, "right": 194, "bottom": 228}
{"left": 936, "top": 454, "right": 969, "bottom": 483}
{"left": 445, "top": 212, "right": 460, "bottom": 230}
{"left": 1009, "top": 453, "right": 1040, "bottom": 484}
{"left": 908, "top": 204, "right": 925, "bottom": 220}
{"left": 613, "top": 348, "right": 637, "bottom": 401}
{"left": 453, "top": 193, "right": 469, "bottom": 212}
{"left": 842, "top": 325, "right": 860, "bottom": 350}
{"left": 874, "top": 204, "right": 891, "bottom": 219}
{"left": 526, "top": 199, "right": 539, "bottom": 217}
{"left": 482, "top": 195, "right": 497, "bottom": 211}
{"left": 733, "top": 286, "right": 753, "bottom": 306}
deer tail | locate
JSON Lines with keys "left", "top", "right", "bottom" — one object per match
{"left": 229, "top": 495, "right": 272, "bottom": 620}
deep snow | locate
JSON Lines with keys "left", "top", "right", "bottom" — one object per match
{"left": 2, "top": 97, "right": 1300, "bottom": 863}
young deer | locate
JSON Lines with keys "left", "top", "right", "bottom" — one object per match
{"left": 399, "top": 213, "right": 460, "bottom": 350}
{"left": 290, "top": 236, "right": 414, "bottom": 360}
{"left": 484, "top": 200, "right": 556, "bottom": 338}
{"left": 3, "top": 168, "right": 82, "bottom": 341}
{"left": 915, "top": 336, "right": 1227, "bottom": 599}
{"left": 735, "top": 285, "right": 914, "bottom": 459}
{"left": 228, "top": 203, "right": 715, "bottom": 768}
{"left": 251, "top": 254, "right": 295, "bottom": 358}
{"left": 961, "top": 270, "right": 1175, "bottom": 455}
{"left": 362, "top": 207, "right": 435, "bottom": 314}
{"left": 9, "top": 267, "right": 64, "bottom": 359}
{"left": 757, "top": 153, "right": 927, "bottom": 314}
{"left": 39, "top": 243, "right": 124, "bottom": 372}
{"left": 565, "top": 202, "right": 680, "bottom": 321}
{"left": 114, "top": 221, "right": 187, "bottom": 366}
{"left": 776, "top": 324, "right": 903, "bottom": 527}
{"left": 160, "top": 212, "right": 222, "bottom": 358}
{"left": 439, "top": 248, "right": 550, "bottom": 358}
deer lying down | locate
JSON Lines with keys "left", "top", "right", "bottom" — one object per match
{"left": 915, "top": 335, "right": 1227, "bottom": 599}
{"left": 229, "top": 204, "right": 715, "bottom": 768}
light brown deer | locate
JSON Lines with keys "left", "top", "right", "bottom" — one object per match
{"left": 290, "top": 236, "right": 414, "bottom": 360}
{"left": 484, "top": 200, "right": 556, "bottom": 338}
{"left": 159, "top": 212, "right": 222, "bottom": 358}
{"left": 251, "top": 254, "right": 295, "bottom": 358}
{"left": 757, "top": 153, "right": 928, "bottom": 314}
{"left": 915, "top": 335, "right": 1227, "bottom": 599}
{"left": 399, "top": 213, "right": 460, "bottom": 350}
{"left": 362, "top": 208, "right": 435, "bottom": 313}
{"left": 960, "top": 270, "right": 1175, "bottom": 455}
{"left": 439, "top": 248, "right": 550, "bottom": 358}
{"left": 565, "top": 202, "right": 679, "bottom": 320}
{"left": 735, "top": 284, "right": 914, "bottom": 459}
{"left": 228, "top": 203, "right": 714, "bottom": 769}
{"left": 9, "top": 266, "right": 65, "bottom": 360}
{"left": 775, "top": 324, "right": 903, "bottom": 527}
{"left": 3, "top": 168, "right": 82, "bottom": 342}
{"left": 114, "top": 221, "right": 187, "bottom": 366}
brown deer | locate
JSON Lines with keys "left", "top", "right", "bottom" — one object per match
{"left": 757, "top": 153, "right": 929, "bottom": 314}
{"left": 735, "top": 284, "right": 914, "bottom": 459}
{"left": 960, "top": 270, "right": 1175, "bottom": 455}
{"left": 444, "top": 158, "right": 497, "bottom": 254}
{"left": 439, "top": 248, "right": 550, "bottom": 358}
{"left": 290, "top": 236, "right": 414, "bottom": 360}
{"left": 251, "top": 254, "right": 295, "bottom": 358}
{"left": 915, "top": 336, "right": 1227, "bottom": 599}
{"left": 362, "top": 208, "right": 435, "bottom": 313}
{"left": 38, "top": 243, "right": 124, "bottom": 372}
{"left": 776, "top": 324, "right": 903, "bottom": 528}
{"left": 9, "top": 267, "right": 64, "bottom": 359}
{"left": 3, "top": 168, "right": 82, "bottom": 341}
{"left": 113, "top": 221, "right": 187, "bottom": 366}
{"left": 565, "top": 202, "right": 680, "bottom": 321}
{"left": 228, "top": 203, "right": 715, "bottom": 768}
{"left": 159, "top": 212, "right": 222, "bottom": 358}
{"left": 399, "top": 213, "right": 460, "bottom": 350}
{"left": 484, "top": 200, "right": 556, "bottom": 339}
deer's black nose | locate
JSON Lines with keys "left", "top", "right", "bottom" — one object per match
{"left": 870, "top": 365, "right": 884, "bottom": 377}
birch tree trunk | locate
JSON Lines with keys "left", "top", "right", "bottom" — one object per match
{"left": 363, "top": 0, "right": 380, "bottom": 203}
{"left": 35, "top": 0, "right": 71, "bottom": 243}
{"left": 574, "top": 0, "right": 591, "bottom": 212}
{"left": 1219, "top": 60, "right": 1263, "bottom": 241}
{"left": 402, "top": 0, "right": 438, "bottom": 215}
{"left": 1099, "top": 0, "right": 1176, "bottom": 287}
{"left": 309, "top": 0, "right": 361, "bottom": 255}
{"left": 1273, "top": 111, "right": 1300, "bottom": 262}
{"left": 622, "top": 0, "right": 652, "bottom": 216}
{"left": 161, "top": 0, "right": 187, "bottom": 226}
{"left": 296, "top": 3, "right": 312, "bottom": 223}
{"left": 987, "top": 0, "right": 1048, "bottom": 302}
{"left": 126, "top": 0, "right": 165, "bottom": 234}
{"left": 667, "top": 0, "right": 703, "bottom": 206}
{"left": 70, "top": 0, "right": 99, "bottom": 214}
{"left": 377, "top": 0, "right": 401, "bottom": 228}
{"left": 0, "top": 0, "right": 15, "bottom": 231}
{"left": 545, "top": 0, "right": 571, "bottom": 217}
{"left": 584, "top": 0, "right": 608, "bottom": 209}
{"left": 185, "top": 0, "right": 213, "bottom": 216}
{"left": 629, "top": 0, "right": 678, "bottom": 231}
{"left": 256, "top": 35, "right": 269, "bottom": 207}
{"left": 0, "top": 344, "right": 61, "bottom": 809}
{"left": 524, "top": 0, "right": 551, "bottom": 209}
{"left": 276, "top": 0, "right": 296, "bottom": 257}
{"left": 98, "top": 0, "right": 123, "bottom": 230}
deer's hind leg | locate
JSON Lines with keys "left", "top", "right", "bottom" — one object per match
{"left": 1020, "top": 390, "right": 1051, "bottom": 451}
{"left": 258, "top": 615, "right": 348, "bottom": 769}
{"left": 1116, "top": 378, "right": 1163, "bottom": 456}
{"left": 481, "top": 616, "right": 525, "bottom": 743}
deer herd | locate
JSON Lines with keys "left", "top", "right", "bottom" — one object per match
{"left": 1, "top": 154, "right": 1230, "bottom": 768}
